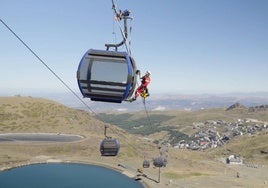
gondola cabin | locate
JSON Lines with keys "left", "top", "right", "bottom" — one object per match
{"left": 153, "top": 156, "right": 167, "bottom": 168}
{"left": 142, "top": 159, "right": 150, "bottom": 168}
{"left": 77, "top": 49, "right": 137, "bottom": 103}
{"left": 100, "top": 138, "right": 120, "bottom": 156}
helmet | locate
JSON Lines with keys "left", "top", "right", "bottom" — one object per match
{"left": 146, "top": 70, "right": 151, "bottom": 75}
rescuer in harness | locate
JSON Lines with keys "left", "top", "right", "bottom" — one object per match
{"left": 130, "top": 70, "right": 151, "bottom": 102}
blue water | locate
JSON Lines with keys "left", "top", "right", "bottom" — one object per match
{"left": 0, "top": 163, "right": 144, "bottom": 188}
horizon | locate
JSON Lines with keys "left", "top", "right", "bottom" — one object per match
{"left": 2, "top": 89, "right": 268, "bottom": 98}
{"left": 1, "top": 90, "right": 268, "bottom": 113}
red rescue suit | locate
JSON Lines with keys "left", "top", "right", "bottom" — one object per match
{"left": 134, "top": 75, "right": 151, "bottom": 99}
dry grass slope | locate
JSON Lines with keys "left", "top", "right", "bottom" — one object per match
{"left": 0, "top": 97, "right": 158, "bottom": 174}
{"left": 0, "top": 96, "right": 98, "bottom": 134}
{"left": 1, "top": 96, "right": 268, "bottom": 187}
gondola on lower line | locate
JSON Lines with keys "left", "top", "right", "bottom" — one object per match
{"left": 99, "top": 124, "right": 120, "bottom": 157}
{"left": 153, "top": 156, "right": 167, "bottom": 168}
{"left": 142, "top": 159, "right": 150, "bottom": 168}
{"left": 100, "top": 137, "right": 120, "bottom": 156}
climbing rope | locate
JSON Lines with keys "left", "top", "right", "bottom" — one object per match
{"left": 143, "top": 99, "right": 152, "bottom": 126}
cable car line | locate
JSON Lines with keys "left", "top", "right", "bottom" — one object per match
{"left": 0, "top": 18, "right": 96, "bottom": 116}
{"left": 0, "top": 18, "right": 121, "bottom": 156}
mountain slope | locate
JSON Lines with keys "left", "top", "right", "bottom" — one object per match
{"left": 1, "top": 96, "right": 268, "bottom": 188}
{"left": 0, "top": 96, "right": 157, "bottom": 161}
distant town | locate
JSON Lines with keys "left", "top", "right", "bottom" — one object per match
{"left": 174, "top": 117, "right": 268, "bottom": 151}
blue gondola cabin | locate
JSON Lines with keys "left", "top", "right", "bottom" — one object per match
{"left": 77, "top": 49, "right": 137, "bottom": 103}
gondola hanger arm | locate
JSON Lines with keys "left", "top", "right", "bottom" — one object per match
{"left": 105, "top": 0, "right": 133, "bottom": 51}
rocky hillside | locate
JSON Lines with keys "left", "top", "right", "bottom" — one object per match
{"left": 226, "top": 102, "right": 268, "bottom": 112}
{"left": 226, "top": 102, "right": 247, "bottom": 111}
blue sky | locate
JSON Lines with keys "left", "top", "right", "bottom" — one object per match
{"left": 1, "top": 0, "right": 268, "bottom": 96}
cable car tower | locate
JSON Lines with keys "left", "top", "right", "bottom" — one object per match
{"left": 77, "top": 0, "right": 138, "bottom": 103}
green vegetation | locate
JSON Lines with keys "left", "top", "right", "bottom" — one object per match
{"left": 96, "top": 113, "right": 191, "bottom": 145}
{"left": 164, "top": 171, "right": 206, "bottom": 179}
{"left": 168, "top": 128, "right": 192, "bottom": 145}
{"left": 97, "top": 113, "right": 175, "bottom": 134}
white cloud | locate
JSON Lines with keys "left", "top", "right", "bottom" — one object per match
{"left": 116, "top": 108, "right": 128, "bottom": 112}
{"left": 153, "top": 106, "right": 166, "bottom": 111}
